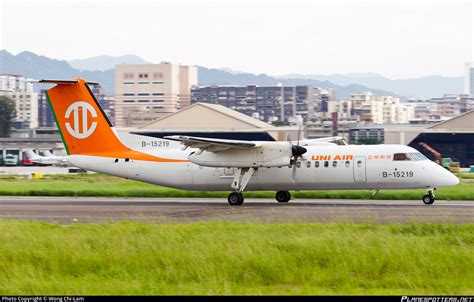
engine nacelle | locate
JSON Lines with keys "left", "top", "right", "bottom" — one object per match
{"left": 188, "top": 142, "right": 293, "bottom": 168}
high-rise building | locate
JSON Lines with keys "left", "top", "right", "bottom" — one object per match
{"left": 115, "top": 63, "right": 198, "bottom": 127}
{"left": 37, "top": 89, "right": 55, "bottom": 127}
{"left": 191, "top": 85, "right": 322, "bottom": 122}
{"left": 464, "top": 62, "right": 474, "bottom": 95}
{"left": 0, "top": 74, "right": 38, "bottom": 129}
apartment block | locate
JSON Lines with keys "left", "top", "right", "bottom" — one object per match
{"left": 115, "top": 63, "right": 197, "bottom": 127}
{"left": 191, "top": 85, "right": 323, "bottom": 122}
{"left": 406, "top": 94, "right": 474, "bottom": 124}
{"left": 348, "top": 92, "right": 414, "bottom": 124}
{"left": 0, "top": 74, "right": 38, "bottom": 129}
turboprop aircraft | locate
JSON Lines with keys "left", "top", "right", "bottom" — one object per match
{"left": 40, "top": 78, "right": 459, "bottom": 205}
{"left": 24, "top": 149, "right": 68, "bottom": 166}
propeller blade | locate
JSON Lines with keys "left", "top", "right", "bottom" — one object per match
{"left": 291, "top": 158, "right": 297, "bottom": 182}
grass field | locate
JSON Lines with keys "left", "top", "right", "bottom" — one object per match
{"left": 0, "top": 221, "right": 472, "bottom": 295}
{"left": 0, "top": 173, "right": 473, "bottom": 200}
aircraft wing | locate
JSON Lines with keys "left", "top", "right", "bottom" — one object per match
{"left": 299, "top": 136, "right": 347, "bottom": 146}
{"left": 164, "top": 135, "right": 260, "bottom": 152}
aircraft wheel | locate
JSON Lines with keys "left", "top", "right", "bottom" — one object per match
{"left": 276, "top": 191, "right": 291, "bottom": 203}
{"left": 228, "top": 192, "right": 244, "bottom": 206}
{"left": 422, "top": 194, "right": 435, "bottom": 205}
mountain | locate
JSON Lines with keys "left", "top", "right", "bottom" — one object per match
{"left": 0, "top": 50, "right": 115, "bottom": 93}
{"left": 1, "top": 50, "right": 397, "bottom": 98}
{"left": 277, "top": 73, "right": 463, "bottom": 98}
{"left": 68, "top": 55, "right": 148, "bottom": 71}
{"left": 198, "top": 67, "right": 397, "bottom": 99}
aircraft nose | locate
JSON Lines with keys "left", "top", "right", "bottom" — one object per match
{"left": 446, "top": 171, "right": 460, "bottom": 186}
{"left": 434, "top": 164, "right": 460, "bottom": 187}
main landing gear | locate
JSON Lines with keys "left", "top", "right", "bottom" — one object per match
{"left": 228, "top": 192, "right": 244, "bottom": 206}
{"left": 422, "top": 189, "right": 436, "bottom": 205}
{"left": 226, "top": 167, "right": 293, "bottom": 206}
{"left": 275, "top": 191, "right": 291, "bottom": 203}
{"left": 227, "top": 167, "right": 255, "bottom": 206}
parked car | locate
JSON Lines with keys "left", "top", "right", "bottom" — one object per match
{"left": 4, "top": 154, "right": 19, "bottom": 166}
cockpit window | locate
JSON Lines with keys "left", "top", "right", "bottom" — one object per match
{"left": 393, "top": 153, "right": 412, "bottom": 161}
{"left": 410, "top": 152, "right": 428, "bottom": 161}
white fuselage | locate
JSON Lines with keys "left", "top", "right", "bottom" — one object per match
{"left": 66, "top": 144, "right": 459, "bottom": 191}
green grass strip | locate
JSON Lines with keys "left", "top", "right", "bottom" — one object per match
{"left": 0, "top": 174, "right": 473, "bottom": 200}
{"left": 0, "top": 221, "right": 472, "bottom": 295}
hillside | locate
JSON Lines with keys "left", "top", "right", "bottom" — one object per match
{"left": 1, "top": 50, "right": 398, "bottom": 98}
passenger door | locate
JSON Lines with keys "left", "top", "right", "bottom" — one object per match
{"left": 353, "top": 156, "right": 367, "bottom": 183}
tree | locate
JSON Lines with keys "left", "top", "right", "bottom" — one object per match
{"left": 0, "top": 96, "right": 16, "bottom": 137}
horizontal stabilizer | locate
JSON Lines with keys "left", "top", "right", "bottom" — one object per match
{"left": 36, "top": 79, "right": 99, "bottom": 85}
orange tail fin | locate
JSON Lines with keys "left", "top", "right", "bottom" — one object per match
{"left": 44, "top": 78, "right": 128, "bottom": 156}
{"left": 44, "top": 78, "right": 187, "bottom": 163}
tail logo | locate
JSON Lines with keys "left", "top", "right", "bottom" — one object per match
{"left": 64, "top": 101, "right": 98, "bottom": 139}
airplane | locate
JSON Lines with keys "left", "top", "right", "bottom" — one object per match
{"left": 39, "top": 78, "right": 460, "bottom": 206}
{"left": 24, "top": 149, "right": 69, "bottom": 166}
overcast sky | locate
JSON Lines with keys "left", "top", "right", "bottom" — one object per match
{"left": 1, "top": 0, "right": 472, "bottom": 78}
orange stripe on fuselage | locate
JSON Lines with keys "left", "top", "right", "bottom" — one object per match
{"left": 85, "top": 150, "right": 190, "bottom": 163}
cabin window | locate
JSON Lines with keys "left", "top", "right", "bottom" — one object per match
{"left": 393, "top": 153, "right": 412, "bottom": 161}
{"left": 345, "top": 161, "right": 350, "bottom": 167}
{"left": 357, "top": 160, "right": 362, "bottom": 167}
{"left": 324, "top": 161, "right": 329, "bottom": 168}
{"left": 296, "top": 161, "right": 302, "bottom": 168}
{"left": 306, "top": 161, "right": 311, "bottom": 168}
{"left": 333, "top": 161, "right": 337, "bottom": 167}
{"left": 410, "top": 152, "right": 428, "bottom": 161}
{"left": 315, "top": 161, "right": 320, "bottom": 168}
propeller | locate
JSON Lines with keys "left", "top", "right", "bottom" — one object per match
{"left": 290, "top": 126, "right": 307, "bottom": 181}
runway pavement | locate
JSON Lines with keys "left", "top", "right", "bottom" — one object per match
{"left": 0, "top": 196, "right": 473, "bottom": 223}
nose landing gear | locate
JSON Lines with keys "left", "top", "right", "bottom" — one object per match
{"left": 422, "top": 189, "right": 436, "bottom": 205}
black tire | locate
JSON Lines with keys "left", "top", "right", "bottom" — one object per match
{"left": 228, "top": 192, "right": 244, "bottom": 206}
{"left": 422, "top": 194, "right": 435, "bottom": 205}
{"left": 276, "top": 191, "right": 291, "bottom": 203}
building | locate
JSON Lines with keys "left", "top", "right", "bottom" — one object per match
{"left": 306, "top": 118, "right": 358, "bottom": 139}
{"left": 123, "top": 103, "right": 301, "bottom": 148}
{"left": 115, "top": 63, "right": 198, "bottom": 127}
{"left": 191, "top": 85, "right": 327, "bottom": 122}
{"left": 465, "top": 62, "right": 474, "bottom": 95}
{"left": 406, "top": 94, "right": 474, "bottom": 124}
{"left": 91, "top": 84, "right": 115, "bottom": 124}
{"left": 348, "top": 92, "right": 414, "bottom": 125}
{"left": 0, "top": 74, "right": 38, "bottom": 129}
{"left": 348, "top": 124, "right": 426, "bottom": 144}
{"left": 0, "top": 127, "right": 64, "bottom": 166}
{"left": 385, "top": 110, "right": 474, "bottom": 167}
{"left": 37, "top": 89, "right": 55, "bottom": 128}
